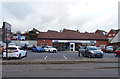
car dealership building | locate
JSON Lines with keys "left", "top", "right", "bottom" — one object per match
{"left": 37, "top": 29, "right": 108, "bottom": 51}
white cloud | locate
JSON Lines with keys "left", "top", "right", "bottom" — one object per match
{"left": 0, "top": 0, "right": 119, "bottom": 32}
{"left": 0, "top": 3, "right": 3, "bottom": 27}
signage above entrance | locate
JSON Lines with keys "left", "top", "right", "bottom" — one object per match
{"left": 52, "top": 40, "right": 96, "bottom": 43}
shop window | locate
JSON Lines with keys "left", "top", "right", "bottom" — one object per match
{"left": 71, "top": 44, "right": 73, "bottom": 48}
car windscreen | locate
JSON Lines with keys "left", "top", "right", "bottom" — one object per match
{"left": 80, "top": 46, "right": 86, "bottom": 49}
{"left": 5, "top": 47, "right": 17, "bottom": 51}
{"left": 87, "top": 47, "right": 98, "bottom": 50}
{"left": 107, "top": 46, "right": 113, "bottom": 48}
{"left": 48, "top": 46, "right": 53, "bottom": 48}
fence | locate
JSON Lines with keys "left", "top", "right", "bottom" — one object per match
{"left": 11, "top": 40, "right": 37, "bottom": 46}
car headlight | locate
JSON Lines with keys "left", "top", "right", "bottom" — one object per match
{"left": 90, "top": 51, "right": 95, "bottom": 54}
{"left": 101, "top": 51, "right": 104, "bottom": 54}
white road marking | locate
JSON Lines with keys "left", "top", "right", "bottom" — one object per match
{"left": 44, "top": 55, "right": 48, "bottom": 59}
{"left": 63, "top": 55, "right": 67, "bottom": 59}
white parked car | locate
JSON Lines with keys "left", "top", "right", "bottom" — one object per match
{"left": 2, "top": 46, "right": 27, "bottom": 59}
{"left": 27, "top": 44, "right": 33, "bottom": 49}
{"left": 44, "top": 46, "right": 57, "bottom": 53}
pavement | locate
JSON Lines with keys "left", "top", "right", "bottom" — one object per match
{"left": 2, "top": 57, "right": 119, "bottom": 65}
{"left": 3, "top": 63, "right": 118, "bottom": 77}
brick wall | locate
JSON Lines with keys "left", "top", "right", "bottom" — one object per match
{"left": 96, "top": 41, "right": 108, "bottom": 47}
{"left": 37, "top": 40, "right": 52, "bottom": 46}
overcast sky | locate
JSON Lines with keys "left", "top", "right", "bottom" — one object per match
{"left": 0, "top": 0, "right": 119, "bottom": 33}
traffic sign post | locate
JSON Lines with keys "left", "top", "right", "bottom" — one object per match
{"left": 2, "top": 22, "right": 11, "bottom": 59}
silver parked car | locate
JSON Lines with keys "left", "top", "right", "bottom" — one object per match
{"left": 105, "top": 46, "right": 114, "bottom": 53}
{"left": 78, "top": 46, "right": 104, "bottom": 58}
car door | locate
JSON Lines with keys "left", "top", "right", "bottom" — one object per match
{"left": 85, "top": 48, "right": 89, "bottom": 56}
{"left": 38, "top": 47, "right": 42, "bottom": 52}
{"left": 19, "top": 48, "right": 26, "bottom": 57}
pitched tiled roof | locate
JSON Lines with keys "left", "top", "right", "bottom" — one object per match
{"left": 47, "top": 30, "right": 58, "bottom": 33}
{"left": 109, "top": 29, "right": 120, "bottom": 34}
{"left": 38, "top": 29, "right": 108, "bottom": 41}
{"left": 112, "top": 29, "right": 120, "bottom": 33}
{"left": 95, "top": 29, "right": 107, "bottom": 33}
{"left": 106, "top": 29, "right": 120, "bottom": 36}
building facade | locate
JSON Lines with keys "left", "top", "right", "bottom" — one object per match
{"left": 37, "top": 29, "right": 108, "bottom": 51}
{"left": 107, "top": 29, "right": 120, "bottom": 41}
{"left": 109, "top": 31, "right": 120, "bottom": 47}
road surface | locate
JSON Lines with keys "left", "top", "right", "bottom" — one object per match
{"left": 2, "top": 63, "right": 118, "bottom": 77}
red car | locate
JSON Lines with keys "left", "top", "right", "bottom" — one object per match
{"left": 115, "top": 47, "right": 120, "bottom": 57}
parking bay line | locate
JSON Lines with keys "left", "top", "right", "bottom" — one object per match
{"left": 63, "top": 55, "right": 67, "bottom": 59}
{"left": 44, "top": 55, "right": 48, "bottom": 60}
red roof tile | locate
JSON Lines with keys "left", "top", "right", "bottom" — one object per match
{"left": 38, "top": 29, "right": 108, "bottom": 41}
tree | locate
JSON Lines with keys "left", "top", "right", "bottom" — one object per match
{"left": 27, "top": 30, "right": 38, "bottom": 40}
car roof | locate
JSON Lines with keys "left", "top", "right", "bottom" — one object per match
{"left": 87, "top": 46, "right": 97, "bottom": 47}
{"left": 47, "top": 46, "right": 53, "bottom": 47}
{"left": 8, "top": 46, "right": 19, "bottom": 48}
{"left": 36, "top": 46, "right": 42, "bottom": 47}
{"left": 9, "top": 43, "right": 14, "bottom": 44}
{"left": 107, "top": 46, "right": 113, "bottom": 47}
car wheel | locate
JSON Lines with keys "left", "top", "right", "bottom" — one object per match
{"left": 39, "top": 50, "right": 41, "bottom": 52}
{"left": 18, "top": 54, "right": 21, "bottom": 59}
{"left": 78, "top": 51, "right": 80, "bottom": 57}
{"left": 49, "top": 50, "right": 51, "bottom": 53}
{"left": 88, "top": 54, "right": 91, "bottom": 58}
{"left": 25, "top": 52, "right": 27, "bottom": 57}
{"left": 81, "top": 53, "right": 84, "bottom": 57}
{"left": 115, "top": 54, "right": 118, "bottom": 57}
{"left": 32, "top": 50, "right": 34, "bottom": 52}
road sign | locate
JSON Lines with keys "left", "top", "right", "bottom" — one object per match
{"left": 2, "top": 22, "right": 11, "bottom": 43}
{"left": 90, "top": 41, "right": 95, "bottom": 43}
{"left": 17, "top": 34, "right": 21, "bottom": 40}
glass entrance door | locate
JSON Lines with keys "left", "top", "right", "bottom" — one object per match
{"left": 70, "top": 43, "right": 75, "bottom": 51}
